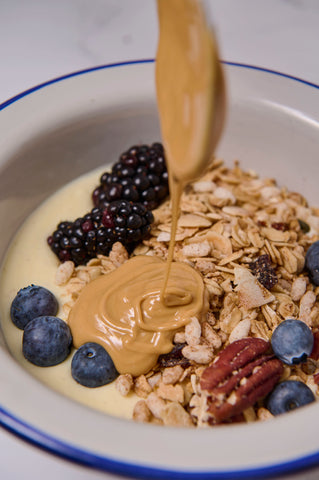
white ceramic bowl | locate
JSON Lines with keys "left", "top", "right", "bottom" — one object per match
{"left": 0, "top": 60, "right": 319, "bottom": 479}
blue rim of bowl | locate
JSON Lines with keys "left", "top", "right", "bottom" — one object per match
{"left": 0, "top": 59, "right": 318, "bottom": 112}
{"left": 1, "top": 59, "right": 319, "bottom": 479}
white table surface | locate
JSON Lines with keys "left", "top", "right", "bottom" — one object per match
{"left": 1, "top": 0, "right": 319, "bottom": 478}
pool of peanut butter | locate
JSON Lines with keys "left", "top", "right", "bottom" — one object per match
{"left": 0, "top": 167, "right": 139, "bottom": 419}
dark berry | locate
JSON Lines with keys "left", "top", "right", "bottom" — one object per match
{"left": 305, "top": 240, "right": 319, "bottom": 286}
{"left": 107, "top": 184, "right": 122, "bottom": 201}
{"left": 122, "top": 185, "right": 139, "bottom": 202}
{"left": 60, "top": 237, "right": 70, "bottom": 249}
{"left": 81, "top": 219, "right": 94, "bottom": 232}
{"left": 58, "top": 249, "right": 71, "bottom": 262}
{"left": 71, "top": 342, "right": 118, "bottom": 387}
{"left": 133, "top": 174, "right": 150, "bottom": 191}
{"left": 69, "top": 236, "right": 81, "bottom": 248}
{"left": 22, "top": 316, "right": 72, "bottom": 366}
{"left": 154, "top": 184, "right": 168, "bottom": 200}
{"left": 249, "top": 254, "right": 278, "bottom": 290}
{"left": 92, "top": 143, "right": 169, "bottom": 210}
{"left": 100, "top": 209, "right": 114, "bottom": 232}
{"left": 157, "top": 343, "right": 190, "bottom": 368}
{"left": 48, "top": 200, "right": 154, "bottom": 266}
{"left": 127, "top": 214, "right": 142, "bottom": 228}
{"left": 141, "top": 187, "right": 156, "bottom": 202}
{"left": 271, "top": 319, "right": 314, "bottom": 365}
{"left": 266, "top": 380, "right": 315, "bottom": 415}
{"left": 10, "top": 285, "right": 58, "bottom": 330}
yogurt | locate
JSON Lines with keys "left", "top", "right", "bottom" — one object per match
{"left": 0, "top": 168, "right": 139, "bottom": 419}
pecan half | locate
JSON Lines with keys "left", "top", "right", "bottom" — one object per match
{"left": 200, "top": 338, "right": 283, "bottom": 423}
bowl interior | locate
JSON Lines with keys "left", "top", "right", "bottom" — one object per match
{"left": 1, "top": 63, "right": 318, "bottom": 261}
{"left": 0, "top": 61, "right": 319, "bottom": 478}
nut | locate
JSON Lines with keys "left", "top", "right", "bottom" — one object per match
{"left": 161, "top": 402, "right": 194, "bottom": 427}
{"left": 200, "top": 338, "right": 283, "bottom": 423}
{"left": 115, "top": 374, "right": 133, "bottom": 396}
{"left": 157, "top": 382, "right": 184, "bottom": 403}
{"left": 133, "top": 400, "right": 152, "bottom": 423}
{"left": 182, "top": 344, "right": 214, "bottom": 364}
{"left": 162, "top": 365, "right": 184, "bottom": 385}
{"left": 185, "top": 316, "right": 201, "bottom": 346}
{"left": 55, "top": 261, "right": 74, "bottom": 285}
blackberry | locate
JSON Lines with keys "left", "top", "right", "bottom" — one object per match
{"left": 92, "top": 142, "right": 169, "bottom": 211}
{"left": 47, "top": 200, "right": 154, "bottom": 266}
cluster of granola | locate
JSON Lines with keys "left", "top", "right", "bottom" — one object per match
{"left": 56, "top": 159, "right": 319, "bottom": 427}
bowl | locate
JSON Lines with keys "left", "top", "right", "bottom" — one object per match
{"left": 0, "top": 60, "right": 319, "bottom": 479}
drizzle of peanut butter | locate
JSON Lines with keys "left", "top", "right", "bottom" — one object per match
{"left": 68, "top": 256, "right": 208, "bottom": 375}
{"left": 156, "top": 0, "right": 225, "bottom": 297}
{"left": 67, "top": 0, "right": 224, "bottom": 377}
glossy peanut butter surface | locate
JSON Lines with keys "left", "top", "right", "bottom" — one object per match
{"left": 156, "top": 0, "right": 225, "bottom": 294}
{"left": 156, "top": 0, "right": 222, "bottom": 184}
{"left": 68, "top": 255, "right": 206, "bottom": 376}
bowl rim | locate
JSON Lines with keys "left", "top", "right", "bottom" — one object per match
{"left": 1, "top": 59, "right": 319, "bottom": 479}
{"left": 0, "top": 59, "right": 318, "bottom": 113}
{"left": 2, "top": 404, "right": 319, "bottom": 480}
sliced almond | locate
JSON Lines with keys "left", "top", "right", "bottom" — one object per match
{"left": 222, "top": 206, "right": 250, "bottom": 217}
{"left": 218, "top": 249, "right": 244, "bottom": 266}
{"left": 261, "top": 227, "right": 290, "bottom": 243}
{"left": 182, "top": 241, "right": 211, "bottom": 257}
{"left": 229, "top": 318, "right": 251, "bottom": 343}
{"left": 192, "top": 180, "right": 216, "bottom": 193}
{"left": 178, "top": 213, "right": 212, "bottom": 228}
{"left": 157, "top": 228, "right": 198, "bottom": 242}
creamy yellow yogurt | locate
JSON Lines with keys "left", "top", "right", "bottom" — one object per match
{"left": 0, "top": 167, "right": 138, "bottom": 419}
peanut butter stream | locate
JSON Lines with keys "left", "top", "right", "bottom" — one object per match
{"left": 156, "top": 0, "right": 226, "bottom": 294}
{"left": 68, "top": 0, "right": 225, "bottom": 376}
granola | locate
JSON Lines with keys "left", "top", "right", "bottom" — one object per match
{"left": 60, "top": 159, "right": 319, "bottom": 427}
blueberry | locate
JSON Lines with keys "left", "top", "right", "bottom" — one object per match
{"left": 23, "top": 316, "right": 72, "bottom": 367}
{"left": 71, "top": 342, "right": 119, "bottom": 388}
{"left": 305, "top": 240, "right": 319, "bottom": 286}
{"left": 271, "top": 319, "right": 314, "bottom": 365}
{"left": 10, "top": 285, "right": 58, "bottom": 330}
{"left": 267, "top": 380, "right": 315, "bottom": 415}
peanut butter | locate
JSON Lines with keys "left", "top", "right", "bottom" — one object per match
{"left": 67, "top": 0, "right": 224, "bottom": 377}
{"left": 68, "top": 255, "right": 207, "bottom": 376}
{"left": 156, "top": 0, "right": 224, "bottom": 184}
{"left": 156, "top": 0, "right": 225, "bottom": 295}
